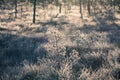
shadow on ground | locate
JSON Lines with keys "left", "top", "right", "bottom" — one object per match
{"left": 77, "top": 9, "right": 120, "bottom": 48}
{"left": 0, "top": 32, "right": 48, "bottom": 75}
{"left": 65, "top": 8, "right": 120, "bottom": 78}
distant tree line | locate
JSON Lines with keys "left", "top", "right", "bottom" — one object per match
{"left": 0, "top": 0, "right": 120, "bottom": 23}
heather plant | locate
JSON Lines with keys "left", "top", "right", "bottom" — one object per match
{"left": 0, "top": 0, "right": 120, "bottom": 80}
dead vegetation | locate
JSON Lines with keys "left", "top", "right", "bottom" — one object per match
{"left": 0, "top": 1, "right": 120, "bottom": 80}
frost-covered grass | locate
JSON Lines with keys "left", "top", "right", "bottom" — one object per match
{"left": 0, "top": 3, "right": 120, "bottom": 80}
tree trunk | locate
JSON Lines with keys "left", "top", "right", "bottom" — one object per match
{"left": 33, "top": 0, "right": 36, "bottom": 23}
{"left": 113, "top": 0, "right": 116, "bottom": 10}
{"left": 14, "top": 0, "right": 17, "bottom": 19}
{"left": 79, "top": 0, "right": 83, "bottom": 18}
{"left": 87, "top": 0, "right": 90, "bottom": 16}
{"left": 59, "top": 3, "right": 61, "bottom": 13}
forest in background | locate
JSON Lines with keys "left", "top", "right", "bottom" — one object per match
{"left": 0, "top": 0, "right": 120, "bottom": 23}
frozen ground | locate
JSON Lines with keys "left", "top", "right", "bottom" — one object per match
{"left": 0, "top": 4, "right": 120, "bottom": 80}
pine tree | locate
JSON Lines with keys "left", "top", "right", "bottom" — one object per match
{"left": 79, "top": 0, "right": 83, "bottom": 18}
{"left": 87, "top": 0, "right": 90, "bottom": 16}
{"left": 14, "top": 0, "right": 17, "bottom": 19}
{"left": 33, "top": 0, "right": 37, "bottom": 23}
